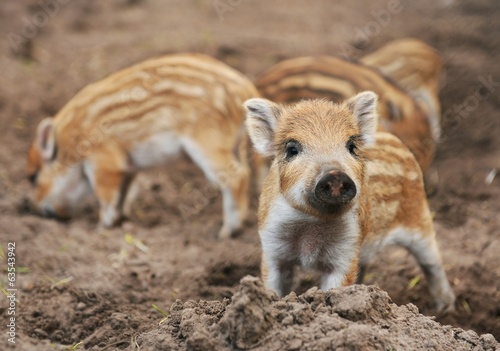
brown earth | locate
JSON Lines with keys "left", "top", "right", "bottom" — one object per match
{"left": 0, "top": 0, "right": 499, "bottom": 350}
{"left": 136, "top": 276, "right": 498, "bottom": 351}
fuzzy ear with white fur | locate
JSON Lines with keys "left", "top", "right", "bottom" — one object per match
{"left": 346, "top": 91, "right": 379, "bottom": 146}
{"left": 35, "top": 118, "right": 57, "bottom": 162}
{"left": 244, "top": 98, "right": 282, "bottom": 157}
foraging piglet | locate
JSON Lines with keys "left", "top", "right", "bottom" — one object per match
{"left": 244, "top": 92, "right": 455, "bottom": 311}
{"left": 27, "top": 53, "right": 259, "bottom": 238}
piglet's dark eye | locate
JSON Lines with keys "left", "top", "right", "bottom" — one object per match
{"left": 346, "top": 137, "right": 358, "bottom": 156}
{"left": 285, "top": 140, "right": 302, "bottom": 159}
{"left": 28, "top": 173, "right": 38, "bottom": 185}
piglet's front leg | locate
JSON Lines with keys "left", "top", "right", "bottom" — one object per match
{"left": 321, "top": 258, "right": 360, "bottom": 291}
{"left": 261, "top": 254, "right": 294, "bottom": 297}
{"left": 85, "top": 146, "right": 132, "bottom": 228}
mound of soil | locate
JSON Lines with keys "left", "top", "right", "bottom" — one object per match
{"left": 136, "top": 276, "right": 498, "bottom": 351}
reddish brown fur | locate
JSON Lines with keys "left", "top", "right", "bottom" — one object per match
{"left": 361, "top": 38, "right": 443, "bottom": 142}
{"left": 361, "top": 38, "right": 443, "bottom": 104}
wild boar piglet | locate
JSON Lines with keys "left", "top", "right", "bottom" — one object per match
{"left": 27, "top": 53, "right": 260, "bottom": 238}
{"left": 244, "top": 92, "right": 455, "bottom": 312}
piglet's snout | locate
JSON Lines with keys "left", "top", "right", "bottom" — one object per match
{"left": 40, "top": 204, "right": 58, "bottom": 218}
{"left": 314, "top": 170, "right": 357, "bottom": 206}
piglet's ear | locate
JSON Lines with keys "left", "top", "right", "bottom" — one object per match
{"left": 35, "top": 118, "right": 57, "bottom": 162}
{"left": 346, "top": 91, "right": 378, "bottom": 146}
{"left": 244, "top": 98, "right": 282, "bottom": 157}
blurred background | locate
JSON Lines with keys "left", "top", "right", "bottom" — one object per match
{"left": 0, "top": 0, "right": 499, "bottom": 348}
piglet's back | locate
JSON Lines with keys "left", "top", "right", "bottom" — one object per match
{"left": 52, "top": 53, "right": 258, "bottom": 161}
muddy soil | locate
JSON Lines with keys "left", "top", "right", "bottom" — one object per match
{"left": 0, "top": 0, "right": 499, "bottom": 350}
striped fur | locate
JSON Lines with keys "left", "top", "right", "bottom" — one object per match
{"left": 256, "top": 55, "right": 435, "bottom": 175}
{"left": 27, "top": 53, "right": 259, "bottom": 238}
{"left": 245, "top": 95, "right": 455, "bottom": 312}
{"left": 361, "top": 38, "right": 443, "bottom": 141}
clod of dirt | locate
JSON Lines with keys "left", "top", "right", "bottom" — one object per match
{"left": 136, "top": 276, "right": 499, "bottom": 351}
{"left": 218, "top": 276, "right": 277, "bottom": 349}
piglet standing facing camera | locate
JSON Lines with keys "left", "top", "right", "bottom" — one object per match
{"left": 244, "top": 92, "right": 455, "bottom": 312}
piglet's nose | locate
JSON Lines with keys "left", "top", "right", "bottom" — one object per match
{"left": 314, "top": 170, "right": 357, "bottom": 206}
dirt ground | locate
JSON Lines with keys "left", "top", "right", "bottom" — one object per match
{"left": 0, "top": 0, "right": 499, "bottom": 350}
